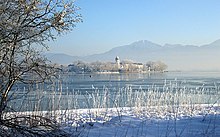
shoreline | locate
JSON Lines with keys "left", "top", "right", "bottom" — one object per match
{"left": 94, "top": 71, "right": 166, "bottom": 74}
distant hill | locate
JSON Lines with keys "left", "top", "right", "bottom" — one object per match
{"left": 46, "top": 39, "right": 220, "bottom": 71}
{"left": 45, "top": 53, "right": 79, "bottom": 65}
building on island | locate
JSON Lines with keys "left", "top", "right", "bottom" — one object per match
{"left": 115, "top": 56, "right": 144, "bottom": 73}
{"left": 66, "top": 56, "right": 167, "bottom": 73}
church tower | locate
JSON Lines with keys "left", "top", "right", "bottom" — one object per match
{"left": 115, "top": 56, "right": 120, "bottom": 69}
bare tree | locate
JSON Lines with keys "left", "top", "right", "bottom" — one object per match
{"left": 146, "top": 61, "right": 167, "bottom": 72}
{"left": 154, "top": 61, "right": 168, "bottom": 72}
{"left": 0, "top": 0, "right": 81, "bottom": 135}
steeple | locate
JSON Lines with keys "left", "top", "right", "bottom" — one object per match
{"left": 115, "top": 56, "right": 120, "bottom": 69}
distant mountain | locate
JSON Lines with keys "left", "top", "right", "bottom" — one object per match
{"left": 82, "top": 40, "right": 163, "bottom": 62}
{"left": 45, "top": 53, "right": 79, "bottom": 65}
{"left": 47, "top": 39, "right": 220, "bottom": 71}
{"left": 201, "top": 39, "right": 220, "bottom": 49}
{"left": 107, "top": 40, "right": 162, "bottom": 54}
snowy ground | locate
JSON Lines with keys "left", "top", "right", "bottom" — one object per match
{"left": 71, "top": 114, "right": 220, "bottom": 137}
{"left": 57, "top": 105, "right": 220, "bottom": 137}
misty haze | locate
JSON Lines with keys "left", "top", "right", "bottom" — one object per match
{"left": 47, "top": 39, "right": 220, "bottom": 71}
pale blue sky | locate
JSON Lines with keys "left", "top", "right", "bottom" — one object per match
{"left": 48, "top": 0, "right": 220, "bottom": 56}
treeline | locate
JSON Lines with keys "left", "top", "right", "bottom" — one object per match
{"left": 145, "top": 61, "right": 168, "bottom": 72}
{"left": 61, "top": 60, "right": 167, "bottom": 73}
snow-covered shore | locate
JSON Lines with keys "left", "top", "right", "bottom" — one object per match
{"left": 58, "top": 104, "right": 220, "bottom": 137}
{"left": 5, "top": 103, "right": 220, "bottom": 136}
{"left": 72, "top": 114, "right": 220, "bottom": 137}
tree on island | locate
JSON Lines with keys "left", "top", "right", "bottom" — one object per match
{"left": 67, "top": 60, "right": 168, "bottom": 73}
{"left": 146, "top": 61, "right": 167, "bottom": 72}
{"left": 0, "top": 0, "right": 81, "bottom": 136}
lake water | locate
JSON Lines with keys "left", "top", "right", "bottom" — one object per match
{"left": 60, "top": 71, "right": 220, "bottom": 91}
{"left": 10, "top": 72, "right": 220, "bottom": 111}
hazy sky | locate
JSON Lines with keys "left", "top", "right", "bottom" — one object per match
{"left": 48, "top": 0, "right": 220, "bottom": 56}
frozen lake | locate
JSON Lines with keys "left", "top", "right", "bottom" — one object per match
{"left": 59, "top": 71, "right": 220, "bottom": 92}
{"left": 10, "top": 72, "right": 220, "bottom": 111}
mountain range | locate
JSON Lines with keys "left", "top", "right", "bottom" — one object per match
{"left": 46, "top": 39, "right": 220, "bottom": 71}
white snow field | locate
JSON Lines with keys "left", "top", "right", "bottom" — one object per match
{"left": 57, "top": 104, "right": 220, "bottom": 137}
